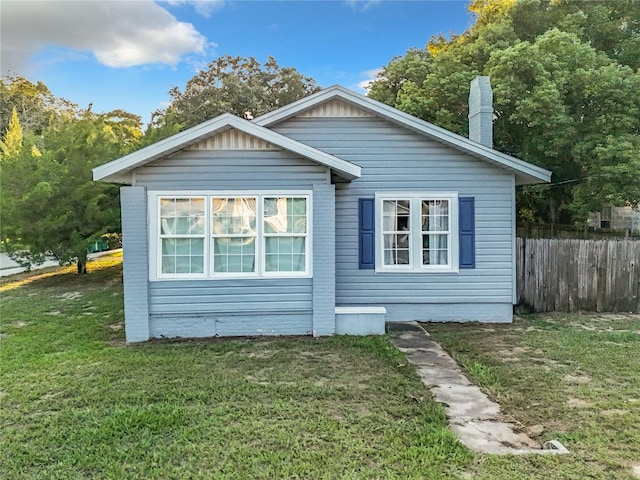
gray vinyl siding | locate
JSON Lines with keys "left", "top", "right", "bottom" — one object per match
{"left": 273, "top": 117, "right": 515, "bottom": 320}
{"left": 133, "top": 147, "right": 328, "bottom": 338}
{"left": 120, "top": 186, "right": 150, "bottom": 342}
{"left": 148, "top": 279, "right": 313, "bottom": 337}
{"left": 311, "top": 184, "right": 336, "bottom": 335}
{"left": 135, "top": 149, "right": 328, "bottom": 189}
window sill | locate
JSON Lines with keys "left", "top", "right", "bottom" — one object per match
{"left": 375, "top": 267, "right": 459, "bottom": 274}
{"left": 151, "top": 273, "right": 313, "bottom": 281}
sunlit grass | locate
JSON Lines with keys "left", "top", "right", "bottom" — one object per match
{"left": 0, "top": 255, "right": 471, "bottom": 479}
{"left": 5, "top": 255, "right": 637, "bottom": 478}
{"left": 0, "top": 251, "right": 123, "bottom": 292}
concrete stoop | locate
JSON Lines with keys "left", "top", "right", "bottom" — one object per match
{"left": 387, "top": 321, "right": 569, "bottom": 455}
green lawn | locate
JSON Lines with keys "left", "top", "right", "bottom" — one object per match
{"left": 426, "top": 314, "right": 640, "bottom": 480}
{"left": 2, "top": 254, "right": 638, "bottom": 479}
{"left": 1, "top": 253, "right": 469, "bottom": 479}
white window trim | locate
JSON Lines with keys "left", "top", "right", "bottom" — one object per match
{"left": 157, "top": 195, "right": 207, "bottom": 280}
{"left": 149, "top": 190, "right": 312, "bottom": 281}
{"left": 375, "top": 192, "right": 459, "bottom": 273}
{"left": 210, "top": 195, "right": 258, "bottom": 278}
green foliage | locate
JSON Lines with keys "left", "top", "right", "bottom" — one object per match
{"left": 147, "top": 55, "right": 320, "bottom": 142}
{"left": 0, "top": 99, "right": 142, "bottom": 272}
{"left": 369, "top": 0, "right": 640, "bottom": 225}
{"left": 0, "top": 74, "right": 76, "bottom": 135}
{"left": 0, "top": 107, "right": 23, "bottom": 157}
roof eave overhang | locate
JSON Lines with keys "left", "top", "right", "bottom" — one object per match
{"left": 254, "top": 85, "right": 551, "bottom": 185}
{"left": 93, "top": 113, "right": 360, "bottom": 184}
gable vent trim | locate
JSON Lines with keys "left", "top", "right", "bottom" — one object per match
{"left": 188, "top": 129, "right": 281, "bottom": 150}
{"left": 299, "top": 99, "right": 375, "bottom": 118}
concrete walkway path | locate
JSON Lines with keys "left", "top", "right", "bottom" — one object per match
{"left": 387, "top": 321, "right": 568, "bottom": 455}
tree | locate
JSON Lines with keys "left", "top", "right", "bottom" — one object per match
{"left": 0, "top": 108, "right": 23, "bottom": 157}
{"left": 368, "top": 0, "right": 640, "bottom": 226}
{"left": 147, "top": 55, "right": 320, "bottom": 141}
{"left": 0, "top": 74, "right": 76, "bottom": 135}
{"left": 0, "top": 109, "right": 142, "bottom": 273}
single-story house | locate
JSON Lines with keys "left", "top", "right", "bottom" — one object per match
{"left": 93, "top": 77, "right": 551, "bottom": 342}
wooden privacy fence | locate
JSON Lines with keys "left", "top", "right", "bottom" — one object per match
{"left": 516, "top": 238, "right": 640, "bottom": 313}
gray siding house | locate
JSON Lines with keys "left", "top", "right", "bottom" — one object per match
{"left": 94, "top": 78, "right": 551, "bottom": 342}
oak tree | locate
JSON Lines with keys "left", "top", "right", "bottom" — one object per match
{"left": 148, "top": 55, "right": 320, "bottom": 141}
{"left": 369, "top": 0, "right": 640, "bottom": 226}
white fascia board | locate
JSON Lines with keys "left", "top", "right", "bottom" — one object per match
{"left": 93, "top": 112, "right": 360, "bottom": 183}
{"left": 93, "top": 113, "right": 238, "bottom": 182}
{"left": 255, "top": 85, "right": 551, "bottom": 185}
{"left": 254, "top": 85, "right": 352, "bottom": 126}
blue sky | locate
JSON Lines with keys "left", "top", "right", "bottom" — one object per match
{"left": 1, "top": 1, "right": 474, "bottom": 124}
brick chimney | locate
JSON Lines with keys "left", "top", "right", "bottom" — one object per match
{"left": 468, "top": 76, "right": 493, "bottom": 148}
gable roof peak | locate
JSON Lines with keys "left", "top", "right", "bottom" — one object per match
{"left": 254, "top": 85, "right": 551, "bottom": 186}
{"left": 93, "top": 111, "right": 360, "bottom": 183}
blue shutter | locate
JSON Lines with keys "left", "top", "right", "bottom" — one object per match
{"left": 359, "top": 198, "right": 375, "bottom": 269}
{"left": 459, "top": 197, "right": 475, "bottom": 269}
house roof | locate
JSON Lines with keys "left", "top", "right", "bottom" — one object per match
{"left": 254, "top": 85, "right": 551, "bottom": 185}
{"left": 93, "top": 113, "right": 361, "bottom": 183}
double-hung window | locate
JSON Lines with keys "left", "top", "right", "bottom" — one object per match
{"left": 376, "top": 193, "right": 458, "bottom": 272}
{"left": 153, "top": 192, "right": 310, "bottom": 279}
{"left": 211, "top": 197, "right": 257, "bottom": 274}
{"left": 160, "top": 197, "right": 206, "bottom": 275}
{"left": 263, "top": 196, "right": 308, "bottom": 274}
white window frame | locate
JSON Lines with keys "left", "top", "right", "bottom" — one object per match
{"left": 261, "top": 195, "right": 311, "bottom": 278}
{"left": 375, "top": 192, "right": 459, "bottom": 273}
{"left": 157, "top": 195, "right": 207, "bottom": 279}
{"left": 149, "top": 191, "right": 312, "bottom": 280}
{"left": 210, "top": 195, "right": 259, "bottom": 277}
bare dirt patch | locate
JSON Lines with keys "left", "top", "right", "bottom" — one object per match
{"left": 600, "top": 409, "right": 627, "bottom": 416}
{"left": 247, "top": 350, "right": 273, "bottom": 358}
{"left": 527, "top": 424, "right": 545, "bottom": 436}
{"left": 567, "top": 397, "right": 593, "bottom": 408}
{"left": 57, "top": 291, "right": 83, "bottom": 301}
{"left": 564, "top": 373, "right": 592, "bottom": 384}
{"left": 9, "top": 320, "right": 29, "bottom": 327}
{"left": 497, "top": 346, "right": 534, "bottom": 362}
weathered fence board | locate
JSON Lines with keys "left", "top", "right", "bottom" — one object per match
{"left": 516, "top": 238, "right": 640, "bottom": 313}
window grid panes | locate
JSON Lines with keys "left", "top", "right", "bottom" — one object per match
{"left": 159, "top": 198, "right": 205, "bottom": 274}
{"left": 377, "top": 194, "right": 456, "bottom": 272}
{"left": 211, "top": 197, "right": 257, "bottom": 274}
{"left": 382, "top": 199, "right": 411, "bottom": 266}
{"left": 157, "top": 194, "right": 310, "bottom": 278}
{"left": 421, "top": 200, "right": 450, "bottom": 266}
{"left": 263, "top": 197, "right": 307, "bottom": 273}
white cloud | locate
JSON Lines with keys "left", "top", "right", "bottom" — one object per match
{"left": 0, "top": 0, "right": 208, "bottom": 73}
{"left": 356, "top": 68, "right": 383, "bottom": 93}
{"left": 162, "top": 0, "right": 225, "bottom": 18}
{"left": 344, "top": 0, "right": 382, "bottom": 12}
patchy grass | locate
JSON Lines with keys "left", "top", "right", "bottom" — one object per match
{"left": 6, "top": 254, "right": 639, "bottom": 479}
{"left": 1, "top": 254, "right": 471, "bottom": 479}
{"left": 426, "top": 314, "right": 640, "bottom": 480}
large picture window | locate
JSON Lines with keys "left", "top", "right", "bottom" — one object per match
{"left": 153, "top": 192, "right": 311, "bottom": 279}
{"left": 376, "top": 193, "right": 458, "bottom": 272}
